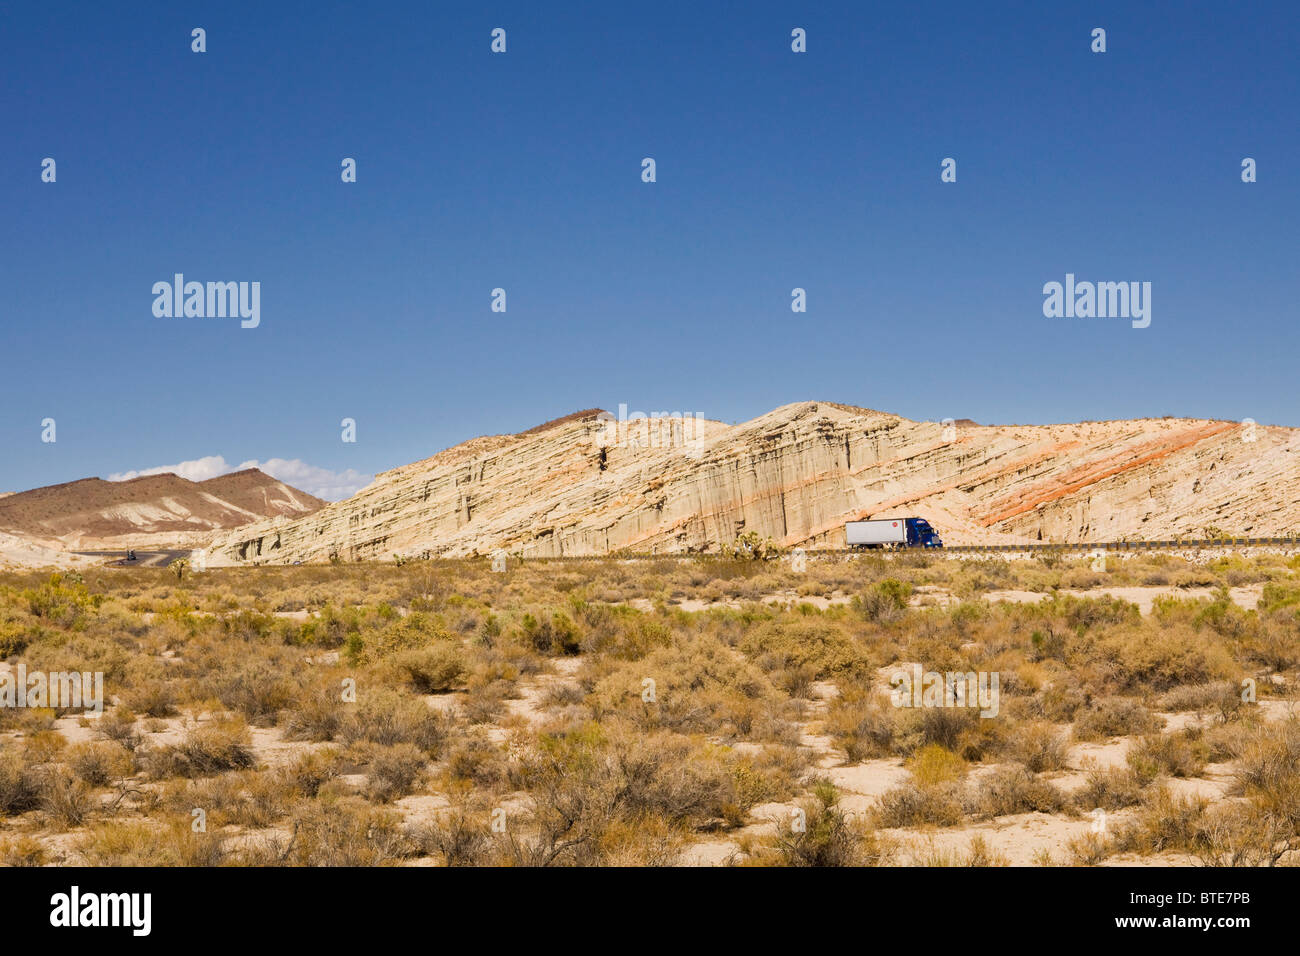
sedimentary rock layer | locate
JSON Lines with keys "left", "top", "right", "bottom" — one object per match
{"left": 202, "top": 402, "right": 1296, "bottom": 564}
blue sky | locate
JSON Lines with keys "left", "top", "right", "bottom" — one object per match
{"left": 3, "top": 0, "right": 1297, "bottom": 498}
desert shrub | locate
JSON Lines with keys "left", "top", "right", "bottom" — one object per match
{"left": 1073, "top": 766, "right": 1146, "bottom": 811}
{"left": 338, "top": 689, "right": 449, "bottom": 756}
{"left": 916, "top": 833, "right": 1011, "bottom": 867}
{"left": 1127, "top": 731, "right": 1209, "bottom": 782}
{"left": 345, "top": 610, "right": 457, "bottom": 665}
{"left": 853, "top": 579, "right": 912, "bottom": 624}
{"left": 259, "top": 795, "right": 411, "bottom": 866}
{"left": 22, "top": 573, "right": 100, "bottom": 628}
{"left": 66, "top": 741, "right": 134, "bottom": 786}
{"left": 766, "top": 780, "right": 889, "bottom": 866}
{"left": 892, "top": 704, "right": 1001, "bottom": 760}
{"left": 23, "top": 729, "right": 67, "bottom": 763}
{"left": 826, "top": 690, "right": 896, "bottom": 761}
{"left": 1065, "top": 831, "right": 1111, "bottom": 866}
{"left": 1032, "top": 681, "right": 1087, "bottom": 722}
{"left": 444, "top": 733, "right": 509, "bottom": 789}
{"left": 0, "top": 750, "right": 43, "bottom": 816}
{"left": 906, "top": 744, "right": 966, "bottom": 788}
{"left": 739, "top": 617, "right": 873, "bottom": 680}
{"left": 197, "top": 652, "right": 302, "bottom": 726}
{"left": 38, "top": 767, "right": 96, "bottom": 828}
{"left": 1089, "top": 626, "right": 1235, "bottom": 692}
{"left": 1006, "top": 722, "right": 1069, "bottom": 772}
{"left": 966, "top": 765, "right": 1064, "bottom": 818}
{"left": 142, "top": 716, "right": 256, "bottom": 778}
{"left": 1191, "top": 800, "right": 1300, "bottom": 866}
{"left": 278, "top": 749, "right": 342, "bottom": 799}
{"left": 179, "top": 770, "right": 290, "bottom": 828}
{"left": 460, "top": 681, "right": 509, "bottom": 725}
{"left": 594, "top": 814, "right": 687, "bottom": 866}
{"left": 78, "top": 818, "right": 226, "bottom": 866}
{"left": 1232, "top": 719, "right": 1300, "bottom": 802}
{"left": 519, "top": 612, "right": 582, "bottom": 656}
{"left": 293, "top": 604, "right": 363, "bottom": 648}
{"left": 1243, "top": 623, "right": 1300, "bottom": 671}
{"left": 0, "top": 834, "right": 48, "bottom": 866}
{"left": 576, "top": 606, "right": 673, "bottom": 660}
{"left": 1072, "top": 697, "right": 1162, "bottom": 741}
{"left": 282, "top": 684, "right": 347, "bottom": 742}
{"left": 393, "top": 645, "right": 466, "bottom": 693}
{"left": 95, "top": 707, "right": 142, "bottom": 751}
{"left": 122, "top": 677, "right": 178, "bottom": 718}
{"left": 363, "top": 743, "right": 426, "bottom": 803}
{"left": 503, "top": 724, "right": 742, "bottom": 866}
{"left": 409, "top": 804, "right": 495, "bottom": 866}
{"left": 1156, "top": 680, "right": 1243, "bottom": 719}
{"left": 875, "top": 782, "right": 964, "bottom": 828}
{"left": 1109, "top": 788, "right": 1210, "bottom": 856}
{"left": 586, "top": 637, "right": 774, "bottom": 734}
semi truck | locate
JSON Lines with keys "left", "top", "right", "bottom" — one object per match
{"left": 845, "top": 517, "right": 943, "bottom": 549}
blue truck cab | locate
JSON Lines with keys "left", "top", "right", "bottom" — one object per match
{"left": 905, "top": 517, "right": 944, "bottom": 548}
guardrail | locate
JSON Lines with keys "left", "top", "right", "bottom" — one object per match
{"left": 496, "top": 535, "right": 1300, "bottom": 562}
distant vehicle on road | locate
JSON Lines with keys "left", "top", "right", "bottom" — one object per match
{"left": 846, "top": 517, "right": 943, "bottom": 549}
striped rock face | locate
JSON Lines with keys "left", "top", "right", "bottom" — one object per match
{"left": 200, "top": 402, "right": 1296, "bottom": 564}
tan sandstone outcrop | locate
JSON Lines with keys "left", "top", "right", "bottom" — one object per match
{"left": 201, "top": 402, "right": 1298, "bottom": 564}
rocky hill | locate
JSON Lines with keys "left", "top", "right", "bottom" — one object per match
{"left": 0, "top": 469, "right": 326, "bottom": 551}
{"left": 201, "top": 402, "right": 1297, "bottom": 564}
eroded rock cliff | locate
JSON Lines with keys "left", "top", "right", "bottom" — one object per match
{"left": 202, "top": 402, "right": 1297, "bottom": 563}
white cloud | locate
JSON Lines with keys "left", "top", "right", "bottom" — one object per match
{"left": 108, "top": 455, "right": 370, "bottom": 502}
{"left": 108, "top": 455, "right": 233, "bottom": 483}
{"left": 237, "top": 458, "right": 371, "bottom": 502}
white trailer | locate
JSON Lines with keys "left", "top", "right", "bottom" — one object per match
{"left": 845, "top": 519, "right": 908, "bottom": 547}
{"left": 845, "top": 517, "right": 944, "bottom": 549}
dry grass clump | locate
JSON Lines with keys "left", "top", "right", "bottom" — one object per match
{"left": 753, "top": 779, "right": 894, "bottom": 866}
{"left": 391, "top": 645, "right": 466, "bottom": 693}
{"left": 1072, "top": 697, "right": 1163, "bottom": 741}
{"left": 361, "top": 742, "right": 427, "bottom": 803}
{"left": 875, "top": 780, "right": 965, "bottom": 828}
{"left": 0, "top": 750, "right": 48, "bottom": 816}
{"left": 825, "top": 687, "right": 897, "bottom": 760}
{"left": 1073, "top": 766, "right": 1147, "bottom": 811}
{"left": 141, "top": 715, "right": 256, "bottom": 778}
{"left": 876, "top": 747, "right": 968, "bottom": 828}
{"left": 408, "top": 798, "right": 496, "bottom": 866}
{"left": 1127, "top": 730, "right": 1210, "bottom": 781}
{"left": 966, "top": 765, "right": 1066, "bottom": 819}
{"left": 739, "top": 615, "right": 875, "bottom": 681}
{"left": 913, "top": 834, "right": 1011, "bottom": 866}
{"left": 1005, "top": 721, "right": 1069, "bottom": 772}
{"left": 65, "top": 740, "right": 134, "bottom": 786}
{"left": 498, "top": 722, "right": 787, "bottom": 865}
{"left": 337, "top": 688, "right": 450, "bottom": 756}
{"left": 77, "top": 818, "right": 227, "bottom": 866}
{"left": 585, "top": 636, "right": 775, "bottom": 735}
{"left": 0, "top": 833, "right": 48, "bottom": 867}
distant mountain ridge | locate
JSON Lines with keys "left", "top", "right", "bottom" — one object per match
{"left": 0, "top": 468, "right": 326, "bottom": 549}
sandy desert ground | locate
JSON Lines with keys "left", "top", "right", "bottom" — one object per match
{"left": 2, "top": 549, "right": 1298, "bottom": 867}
